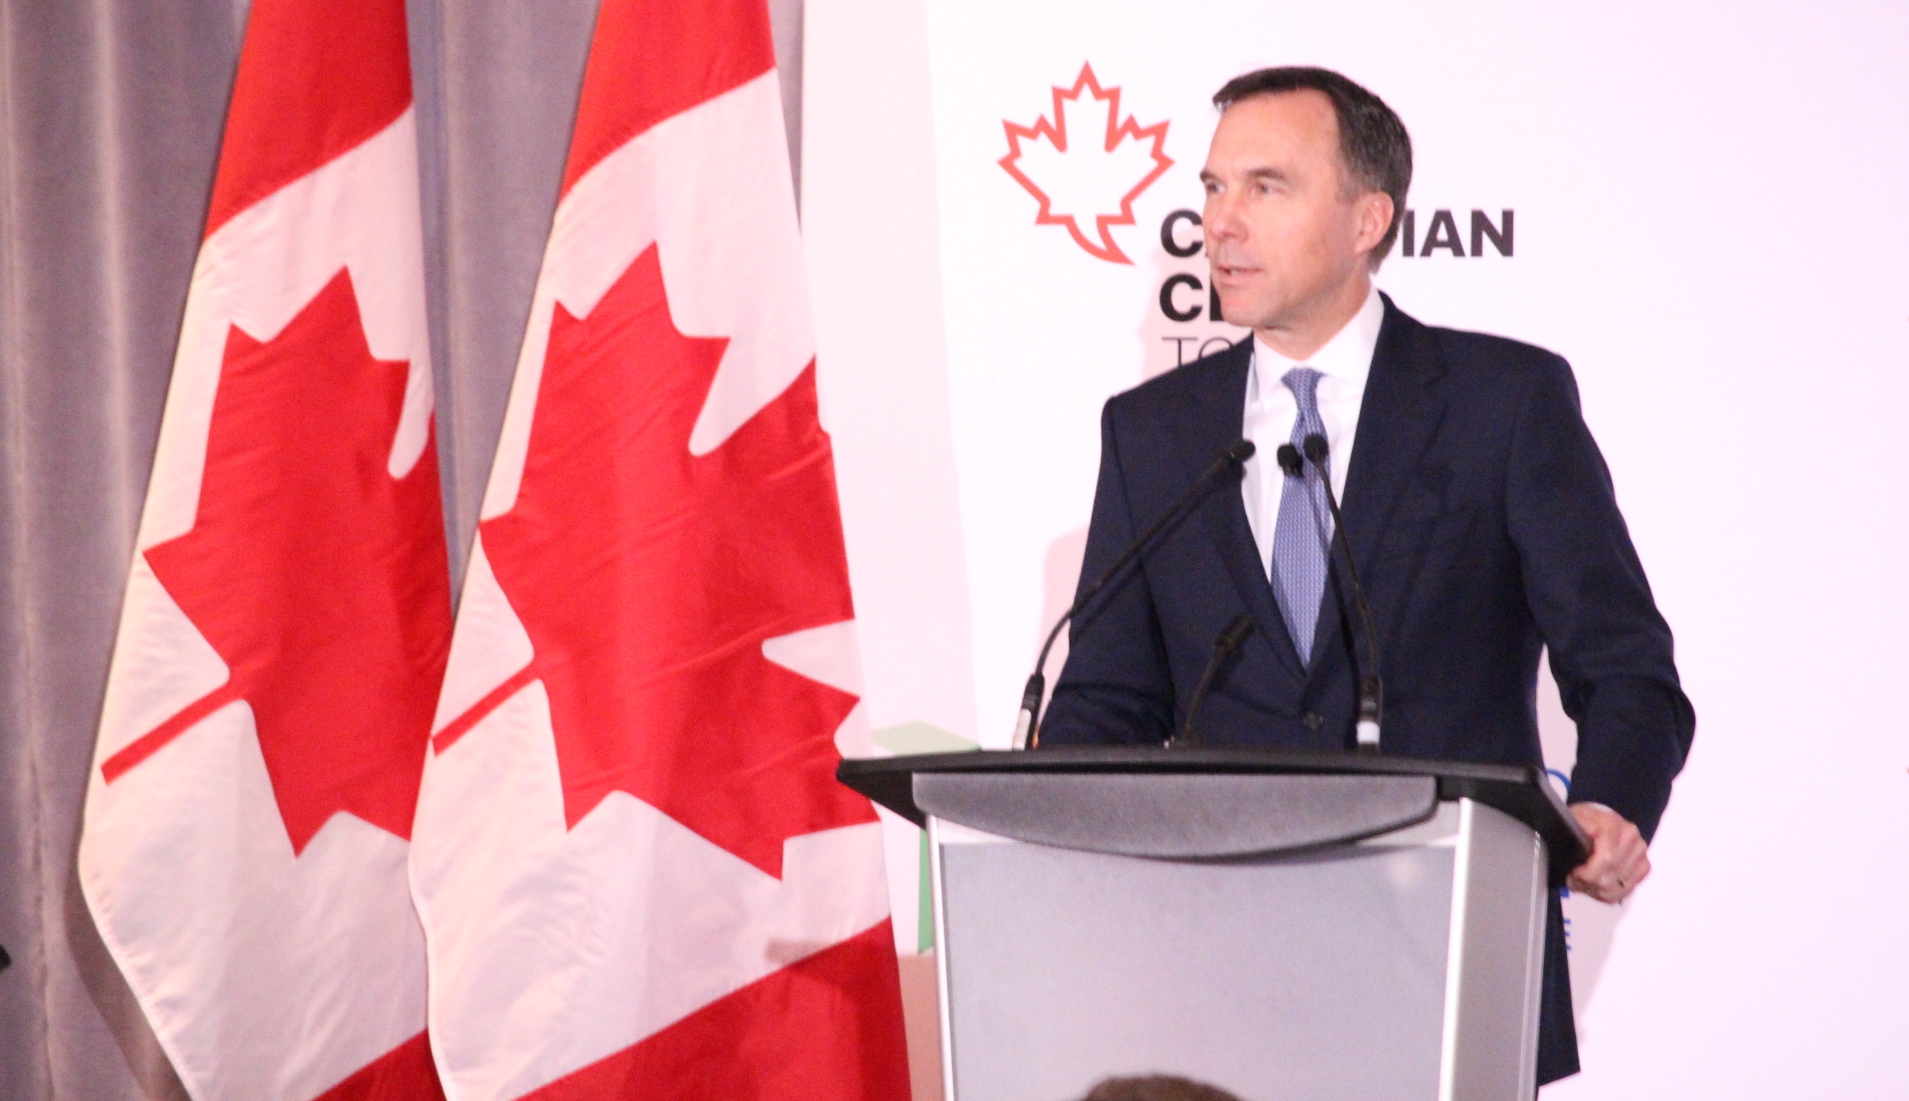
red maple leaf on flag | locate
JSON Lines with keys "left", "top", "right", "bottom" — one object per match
{"left": 463, "top": 246, "right": 875, "bottom": 879}
{"left": 999, "top": 63, "right": 1173, "bottom": 264}
{"left": 105, "top": 269, "right": 452, "bottom": 856}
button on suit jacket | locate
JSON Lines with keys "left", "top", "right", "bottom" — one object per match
{"left": 1040, "top": 294, "right": 1695, "bottom": 1084}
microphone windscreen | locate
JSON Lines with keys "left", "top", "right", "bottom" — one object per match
{"left": 1224, "top": 438, "right": 1256, "bottom": 464}
{"left": 1303, "top": 433, "right": 1330, "bottom": 463}
{"left": 1276, "top": 444, "right": 1303, "bottom": 477}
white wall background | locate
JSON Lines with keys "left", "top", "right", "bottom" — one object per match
{"left": 805, "top": 0, "right": 1909, "bottom": 1095}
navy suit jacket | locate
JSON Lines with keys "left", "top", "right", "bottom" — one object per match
{"left": 1040, "top": 295, "right": 1694, "bottom": 1084}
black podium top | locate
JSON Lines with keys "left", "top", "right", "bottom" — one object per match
{"left": 838, "top": 746, "right": 1589, "bottom": 883}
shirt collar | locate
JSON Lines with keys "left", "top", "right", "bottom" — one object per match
{"left": 1248, "top": 283, "right": 1384, "bottom": 405}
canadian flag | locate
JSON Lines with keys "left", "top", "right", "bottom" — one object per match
{"left": 407, "top": 0, "right": 911, "bottom": 1098}
{"left": 76, "top": 1, "right": 447, "bottom": 1099}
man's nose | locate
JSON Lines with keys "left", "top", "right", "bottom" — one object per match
{"left": 1204, "top": 194, "right": 1241, "bottom": 241}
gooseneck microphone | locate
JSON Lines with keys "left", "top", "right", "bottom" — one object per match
{"left": 1170, "top": 614, "right": 1255, "bottom": 748}
{"left": 1015, "top": 438, "right": 1256, "bottom": 748}
{"left": 1289, "top": 433, "right": 1383, "bottom": 751}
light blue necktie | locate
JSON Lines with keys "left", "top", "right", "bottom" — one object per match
{"left": 1271, "top": 366, "right": 1332, "bottom": 665}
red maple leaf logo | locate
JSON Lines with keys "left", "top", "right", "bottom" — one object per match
{"left": 103, "top": 270, "right": 452, "bottom": 856}
{"left": 999, "top": 63, "right": 1173, "bottom": 264}
{"left": 464, "top": 245, "right": 874, "bottom": 879}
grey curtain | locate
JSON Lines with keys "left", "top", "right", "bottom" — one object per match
{"left": 0, "top": 1, "right": 802, "bottom": 1096}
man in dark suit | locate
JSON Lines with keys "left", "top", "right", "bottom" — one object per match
{"left": 1038, "top": 67, "right": 1694, "bottom": 1086}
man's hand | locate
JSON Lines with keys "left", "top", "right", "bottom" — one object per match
{"left": 1566, "top": 803, "right": 1650, "bottom": 904}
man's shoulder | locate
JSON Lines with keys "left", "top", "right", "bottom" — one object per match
{"left": 1388, "top": 300, "right": 1572, "bottom": 388}
{"left": 1104, "top": 338, "right": 1249, "bottom": 420}
{"left": 1428, "top": 324, "right": 1569, "bottom": 378}
{"left": 1382, "top": 297, "right": 1573, "bottom": 414}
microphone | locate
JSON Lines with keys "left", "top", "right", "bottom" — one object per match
{"left": 1015, "top": 438, "right": 1256, "bottom": 748}
{"left": 1170, "top": 614, "right": 1255, "bottom": 748}
{"left": 1293, "top": 433, "right": 1383, "bottom": 751}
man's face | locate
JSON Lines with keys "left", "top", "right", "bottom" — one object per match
{"left": 1200, "top": 91, "right": 1387, "bottom": 334}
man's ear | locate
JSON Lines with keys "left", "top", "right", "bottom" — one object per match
{"left": 1356, "top": 191, "right": 1395, "bottom": 255}
{"left": 1357, "top": 191, "right": 1396, "bottom": 272}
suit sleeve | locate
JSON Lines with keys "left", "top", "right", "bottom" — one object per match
{"left": 1037, "top": 401, "right": 1177, "bottom": 746}
{"left": 1506, "top": 357, "right": 1695, "bottom": 840}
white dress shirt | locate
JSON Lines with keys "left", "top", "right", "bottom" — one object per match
{"left": 1240, "top": 284, "right": 1385, "bottom": 580}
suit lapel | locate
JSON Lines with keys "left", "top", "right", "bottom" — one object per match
{"left": 1177, "top": 341, "right": 1309, "bottom": 680}
{"left": 1340, "top": 295, "right": 1451, "bottom": 584}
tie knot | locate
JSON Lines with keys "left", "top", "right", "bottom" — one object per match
{"left": 1281, "top": 366, "right": 1322, "bottom": 411}
{"left": 1280, "top": 366, "right": 1328, "bottom": 472}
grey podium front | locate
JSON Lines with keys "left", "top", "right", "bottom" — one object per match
{"left": 838, "top": 748, "right": 1586, "bottom": 1101}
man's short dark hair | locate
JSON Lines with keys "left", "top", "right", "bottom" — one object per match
{"left": 1080, "top": 1075, "right": 1244, "bottom": 1101}
{"left": 1213, "top": 66, "right": 1413, "bottom": 264}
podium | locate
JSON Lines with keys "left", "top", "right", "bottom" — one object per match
{"left": 838, "top": 747, "right": 1587, "bottom": 1101}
